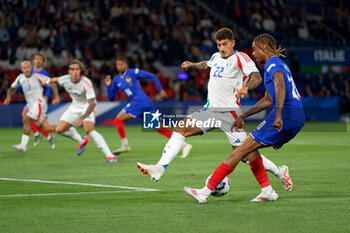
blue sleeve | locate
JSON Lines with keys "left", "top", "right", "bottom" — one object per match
{"left": 44, "top": 86, "right": 52, "bottom": 98}
{"left": 16, "top": 86, "right": 22, "bottom": 91}
{"left": 267, "top": 65, "right": 285, "bottom": 82}
{"left": 106, "top": 76, "right": 119, "bottom": 101}
{"left": 136, "top": 69, "right": 163, "bottom": 91}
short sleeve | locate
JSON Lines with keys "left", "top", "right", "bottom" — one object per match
{"left": 11, "top": 75, "right": 21, "bottom": 89}
{"left": 35, "top": 73, "right": 50, "bottom": 86}
{"left": 207, "top": 52, "right": 219, "bottom": 68}
{"left": 83, "top": 77, "right": 96, "bottom": 100}
{"left": 266, "top": 63, "right": 285, "bottom": 82}
{"left": 236, "top": 52, "right": 258, "bottom": 76}
{"left": 58, "top": 75, "right": 69, "bottom": 87}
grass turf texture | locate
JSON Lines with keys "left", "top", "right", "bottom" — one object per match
{"left": 0, "top": 123, "right": 349, "bottom": 233}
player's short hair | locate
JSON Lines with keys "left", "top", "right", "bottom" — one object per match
{"left": 116, "top": 56, "right": 129, "bottom": 65}
{"left": 33, "top": 52, "right": 46, "bottom": 64}
{"left": 21, "top": 60, "right": 31, "bottom": 67}
{"left": 253, "top": 33, "right": 286, "bottom": 58}
{"left": 215, "top": 28, "right": 234, "bottom": 41}
{"left": 69, "top": 59, "right": 89, "bottom": 76}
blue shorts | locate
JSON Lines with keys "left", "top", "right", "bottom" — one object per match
{"left": 250, "top": 113, "right": 304, "bottom": 149}
{"left": 123, "top": 98, "right": 155, "bottom": 118}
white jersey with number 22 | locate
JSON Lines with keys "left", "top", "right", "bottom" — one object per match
{"left": 206, "top": 51, "right": 258, "bottom": 110}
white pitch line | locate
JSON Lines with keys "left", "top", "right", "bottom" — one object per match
{"left": 0, "top": 178, "right": 161, "bottom": 192}
{"left": 0, "top": 190, "right": 144, "bottom": 198}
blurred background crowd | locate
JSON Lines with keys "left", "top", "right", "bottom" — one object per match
{"left": 0, "top": 0, "right": 349, "bottom": 114}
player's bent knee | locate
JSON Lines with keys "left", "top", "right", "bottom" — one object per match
{"left": 56, "top": 127, "right": 65, "bottom": 134}
{"left": 113, "top": 117, "right": 124, "bottom": 125}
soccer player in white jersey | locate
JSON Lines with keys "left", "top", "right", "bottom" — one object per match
{"left": 4, "top": 60, "right": 60, "bottom": 152}
{"left": 136, "top": 28, "right": 293, "bottom": 191}
{"left": 49, "top": 60, "right": 117, "bottom": 163}
{"left": 19, "top": 52, "right": 59, "bottom": 148}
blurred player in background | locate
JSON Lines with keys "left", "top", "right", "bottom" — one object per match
{"left": 104, "top": 57, "right": 192, "bottom": 156}
{"left": 184, "top": 33, "right": 305, "bottom": 203}
{"left": 50, "top": 59, "right": 117, "bottom": 163}
{"left": 137, "top": 28, "right": 292, "bottom": 192}
{"left": 16, "top": 52, "right": 58, "bottom": 148}
{"left": 5, "top": 60, "right": 59, "bottom": 152}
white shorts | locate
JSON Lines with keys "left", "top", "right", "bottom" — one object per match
{"left": 27, "top": 100, "right": 47, "bottom": 126}
{"left": 188, "top": 107, "right": 247, "bottom": 146}
{"left": 60, "top": 104, "right": 95, "bottom": 125}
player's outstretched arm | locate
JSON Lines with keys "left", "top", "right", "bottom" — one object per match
{"left": 4, "top": 87, "right": 16, "bottom": 105}
{"left": 50, "top": 83, "right": 60, "bottom": 105}
{"left": 240, "top": 91, "right": 273, "bottom": 120}
{"left": 237, "top": 72, "right": 262, "bottom": 99}
{"left": 48, "top": 77, "right": 59, "bottom": 84}
{"left": 233, "top": 91, "right": 273, "bottom": 130}
{"left": 272, "top": 71, "right": 286, "bottom": 131}
{"left": 181, "top": 61, "right": 210, "bottom": 71}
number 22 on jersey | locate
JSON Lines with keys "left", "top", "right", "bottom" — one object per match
{"left": 213, "top": 66, "right": 224, "bottom": 78}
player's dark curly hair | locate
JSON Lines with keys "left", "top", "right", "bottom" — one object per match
{"left": 215, "top": 28, "right": 234, "bottom": 41}
{"left": 253, "top": 33, "right": 286, "bottom": 57}
{"left": 69, "top": 59, "right": 89, "bottom": 76}
{"left": 116, "top": 56, "right": 129, "bottom": 65}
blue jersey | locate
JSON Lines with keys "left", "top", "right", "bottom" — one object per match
{"left": 106, "top": 68, "right": 163, "bottom": 102}
{"left": 250, "top": 56, "right": 305, "bottom": 149}
{"left": 264, "top": 56, "right": 304, "bottom": 123}
{"left": 16, "top": 68, "right": 51, "bottom": 98}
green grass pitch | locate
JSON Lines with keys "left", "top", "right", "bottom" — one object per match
{"left": 0, "top": 123, "right": 349, "bottom": 233}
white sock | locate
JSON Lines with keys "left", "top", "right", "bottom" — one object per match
{"left": 182, "top": 142, "right": 189, "bottom": 148}
{"left": 47, "top": 134, "right": 52, "bottom": 140}
{"left": 262, "top": 185, "right": 273, "bottom": 194}
{"left": 121, "top": 138, "right": 128, "bottom": 146}
{"left": 34, "top": 132, "right": 39, "bottom": 137}
{"left": 88, "top": 130, "right": 114, "bottom": 158}
{"left": 201, "top": 186, "right": 212, "bottom": 196}
{"left": 157, "top": 132, "right": 185, "bottom": 168}
{"left": 260, "top": 154, "right": 281, "bottom": 177}
{"left": 62, "top": 127, "right": 84, "bottom": 143}
{"left": 20, "top": 134, "right": 30, "bottom": 148}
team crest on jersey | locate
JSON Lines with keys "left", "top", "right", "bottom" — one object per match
{"left": 126, "top": 77, "right": 132, "bottom": 83}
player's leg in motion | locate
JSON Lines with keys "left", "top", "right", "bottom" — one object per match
{"left": 22, "top": 107, "right": 42, "bottom": 146}
{"left": 34, "top": 118, "right": 56, "bottom": 149}
{"left": 136, "top": 117, "right": 201, "bottom": 181}
{"left": 84, "top": 121, "right": 117, "bottom": 163}
{"left": 259, "top": 154, "right": 293, "bottom": 191}
{"left": 56, "top": 120, "right": 88, "bottom": 155}
{"left": 156, "top": 125, "right": 193, "bottom": 159}
{"left": 242, "top": 153, "right": 293, "bottom": 191}
{"left": 12, "top": 114, "right": 32, "bottom": 152}
{"left": 112, "top": 110, "right": 133, "bottom": 155}
{"left": 184, "top": 137, "right": 278, "bottom": 203}
{"left": 23, "top": 106, "right": 53, "bottom": 147}
{"left": 30, "top": 120, "right": 56, "bottom": 148}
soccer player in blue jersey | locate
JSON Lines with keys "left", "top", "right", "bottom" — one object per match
{"left": 16, "top": 52, "right": 59, "bottom": 148}
{"left": 184, "top": 33, "right": 305, "bottom": 203}
{"left": 104, "top": 57, "right": 192, "bottom": 156}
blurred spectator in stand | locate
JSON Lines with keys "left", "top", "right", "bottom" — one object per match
{"left": 262, "top": 11, "right": 275, "bottom": 33}
{"left": 315, "top": 74, "right": 327, "bottom": 97}
{"left": 184, "top": 77, "right": 200, "bottom": 100}
{"left": 17, "top": 22, "right": 29, "bottom": 42}
{"left": 290, "top": 53, "right": 301, "bottom": 80}
{"left": 0, "top": 46, "right": 8, "bottom": 61}
{"left": 41, "top": 43, "right": 54, "bottom": 67}
{"left": 15, "top": 41, "right": 28, "bottom": 61}
{"left": 0, "top": 66, "right": 9, "bottom": 100}
{"left": 0, "top": 22, "right": 10, "bottom": 44}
